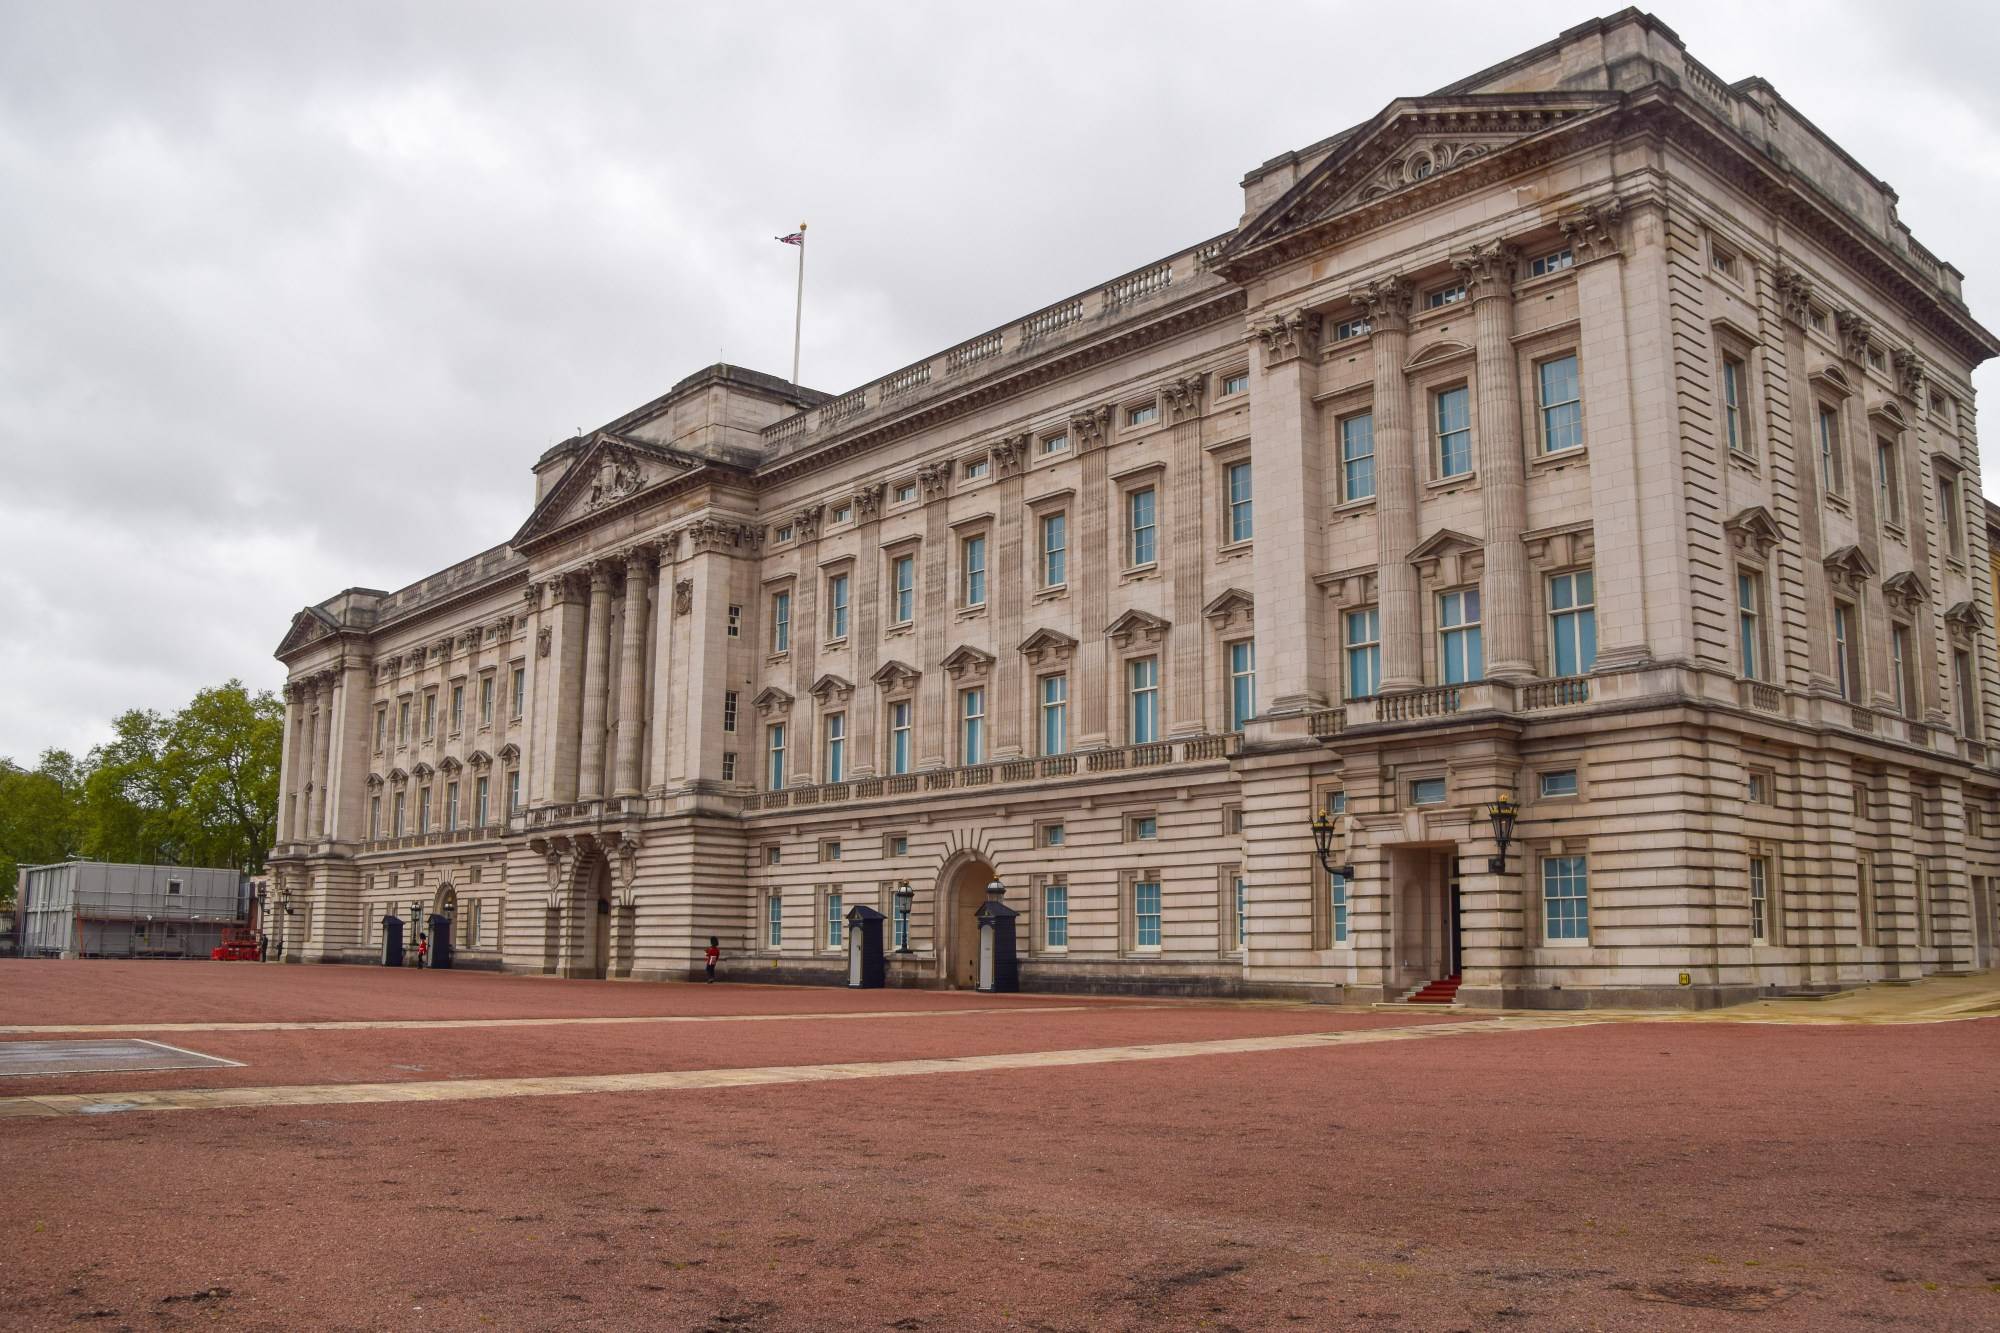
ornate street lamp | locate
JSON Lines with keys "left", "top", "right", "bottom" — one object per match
{"left": 1486, "top": 794, "right": 1520, "bottom": 873}
{"left": 891, "top": 881, "right": 915, "bottom": 954}
{"left": 1309, "top": 808, "right": 1353, "bottom": 882}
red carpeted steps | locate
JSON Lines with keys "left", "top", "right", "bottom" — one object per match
{"left": 1404, "top": 973, "right": 1463, "bottom": 1005}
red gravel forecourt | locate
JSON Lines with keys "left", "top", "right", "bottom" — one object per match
{"left": 1, "top": 961, "right": 1995, "bottom": 1332}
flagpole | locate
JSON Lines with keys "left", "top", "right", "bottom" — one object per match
{"left": 791, "top": 221, "right": 807, "bottom": 385}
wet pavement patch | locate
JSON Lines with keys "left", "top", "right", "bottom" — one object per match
{"left": 0, "top": 1039, "right": 241, "bottom": 1077}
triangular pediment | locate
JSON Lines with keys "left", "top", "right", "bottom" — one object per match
{"left": 276, "top": 606, "right": 339, "bottom": 659}
{"left": 1724, "top": 506, "right": 1785, "bottom": 558}
{"left": 1882, "top": 570, "right": 1927, "bottom": 612}
{"left": 1202, "top": 588, "right": 1255, "bottom": 625}
{"left": 1408, "top": 528, "right": 1482, "bottom": 562}
{"left": 871, "top": 659, "right": 922, "bottom": 689}
{"left": 512, "top": 433, "right": 697, "bottom": 547}
{"left": 1823, "top": 545, "right": 1877, "bottom": 592}
{"left": 1017, "top": 628, "right": 1079, "bottom": 664}
{"left": 1104, "top": 609, "right": 1171, "bottom": 647}
{"left": 497, "top": 743, "right": 521, "bottom": 764}
{"left": 940, "top": 645, "right": 996, "bottom": 680}
{"left": 1946, "top": 600, "right": 1987, "bottom": 636}
{"left": 807, "top": 672, "right": 854, "bottom": 703}
{"left": 752, "top": 686, "right": 795, "bottom": 716}
{"left": 1221, "top": 94, "right": 1618, "bottom": 268}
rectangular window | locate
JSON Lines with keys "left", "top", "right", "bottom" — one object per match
{"left": 771, "top": 590, "right": 791, "bottom": 654}
{"left": 1333, "top": 317, "right": 1372, "bottom": 341}
{"left": 1434, "top": 385, "right": 1472, "bottom": 478}
{"left": 825, "top": 892, "right": 843, "bottom": 949}
{"left": 767, "top": 723, "right": 786, "bottom": 790}
{"left": 962, "top": 456, "right": 989, "bottom": 480}
{"left": 398, "top": 699, "right": 410, "bottom": 742}
{"left": 1817, "top": 404, "right": 1844, "bottom": 494}
{"left": 479, "top": 675, "right": 494, "bottom": 726}
{"left": 1221, "top": 372, "right": 1249, "bottom": 396}
{"left": 1131, "top": 815, "right": 1158, "bottom": 841}
{"left": 722, "top": 690, "right": 738, "bottom": 733}
{"left": 1426, "top": 281, "right": 1466, "bottom": 309}
{"left": 1234, "top": 874, "right": 1248, "bottom": 949}
{"left": 444, "top": 781, "right": 459, "bottom": 832}
{"left": 765, "top": 845, "right": 782, "bottom": 866}
{"left": 1537, "top": 354, "right": 1583, "bottom": 454}
{"left": 1438, "top": 588, "right": 1483, "bottom": 684}
{"left": 774, "top": 524, "right": 794, "bottom": 545}
{"left": 1040, "top": 674, "right": 1068, "bottom": 755}
{"left": 466, "top": 899, "right": 481, "bottom": 947}
{"left": 766, "top": 894, "right": 783, "bottom": 949}
{"left": 892, "top": 892, "right": 911, "bottom": 950}
{"left": 1128, "top": 403, "right": 1158, "bottom": 427}
{"left": 450, "top": 684, "right": 464, "bottom": 733}
{"left": 1340, "top": 411, "right": 1376, "bottom": 502}
{"left": 1543, "top": 855, "right": 1590, "bottom": 941}
{"left": 511, "top": 666, "right": 525, "bottom": 718}
{"left": 1746, "top": 769, "right": 1770, "bottom": 804}
{"left": 1410, "top": 777, "right": 1447, "bottom": 806}
{"left": 1330, "top": 867, "right": 1348, "bottom": 943}
{"left": 1833, "top": 601, "right": 1860, "bottom": 702}
{"left": 1891, "top": 623, "right": 1916, "bottom": 718}
{"left": 1712, "top": 247, "right": 1736, "bottom": 278}
{"left": 1346, "top": 607, "right": 1381, "bottom": 700}
{"left": 1133, "top": 879, "right": 1162, "bottom": 948}
{"left": 1876, "top": 437, "right": 1902, "bottom": 524}
{"left": 1128, "top": 656, "right": 1160, "bottom": 743}
{"left": 1749, "top": 856, "right": 1770, "bottom": 944}
{"left": 1539, "top": 769, "right": 1579, "bottom": 798}
{"left": 1956, "top": 650, "right": 1979, "bottom": 737}
{"left": 374, "top": 706, "right": 387, "bottom": 750}
{"left": 369, "top": 795, "right": 382, "bottom": 839}
{"left": 1041, "top": 512, "right": 1067, "bottom": 587}
{"left": 824, "top": 713, "right": 846, "bottom": 782}
{"left": 475, "top": 776, "right": 489, "bottom": 827}
{"left": 888, "top": 834, "right": 908, "bottom": 857}
{"left": 1041, "top": 432, "right": 1068, "bottom": 455}
{"left": 889, "top": 700, "right": 912, "bottom": 775}
{"left": 727, "top": 604, "right": 742, "bottom": 637}
{"left": 1547, "top": 571, "right": 1596, "bottom": 677}
{"left": 1043, "top": 883, "right": 1069, "bottom": 949}
{"left": 508, "top": 769, "right": 520, "bottom": 814}
{"left": 1227, "top": 640, "right": 1256, "bottom": 732}
{"left": 721, "top": 751, "right": 737, "bottom": 781}
{"left": 1737, "top": 572, "right": 1764, "bottom": 680}
{"left": 393, "top": 791, "right": 406, "bottom": 836}
{"left": 892, "top": 555, "right": 916, "bottom": 624}
{"left": 894, "top": 481, "right": 917, "bottom": 504}
{"left": 1529, "top": 247, "right": 1573, "bottom": 277}
{"left": 962, "top": 534, "right": 987, "bottom": 607}
{"left": 827, "top": 573, "right": 849, "bottom": 640}
{"left": 831, "top": 503, "right": 852, "bottom": 525}
{"left": 960, "top": 688, "right": 985, "bottom": 765}
{"left": 423, "top": 692, "right": 436, "bottom": 739}
{"left": 1128, "top": 487, "right": 1157, "bottom": 566}
{"left": 1722, "top": 355, "right": 1749, "bottom": 455}
{"left": 1940, "top": 472, "right": 1965, "bottom": 557}
{"left": 417, "top": 787, "right": 432, "bottom": 835}
{"left": 1225, "top": 461, "right": 1253, "bottom": 543}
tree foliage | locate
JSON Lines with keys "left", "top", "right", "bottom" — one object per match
{"left": 1, "top": 681, "right": 281, "bottom": 905}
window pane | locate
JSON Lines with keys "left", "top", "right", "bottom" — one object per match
{"left": 1129, "top": 489, "right": 1157, "bottom": 565}
{"left": 1134, "top": 881, "right": 1161, "bottom": 948}
{"left": 1543, "top": 855, "right": 1590, "bottom": 940}
{"left": 1436, "top": 387, "right": 1472, "bottom": 477}
{"left": 1538, "top": 355, "right": 1583, "bottom": 452}
{"left": 1342, "top": 412, "right": 1376, "bottom": 502}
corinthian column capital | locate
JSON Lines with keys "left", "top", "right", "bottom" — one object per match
{"left": 1349, "top": 275, "right": 1413, "bottom": 335}
{"left": 1451, "top": 240, "right": 1518, "bottom": 302}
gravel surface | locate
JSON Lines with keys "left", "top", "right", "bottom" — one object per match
{"left": 1, "top": 962, "right": 1994, "bottom": 1331}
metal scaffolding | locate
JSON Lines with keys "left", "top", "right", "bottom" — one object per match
{"left": 17, "top": 861, "right": 247, "bottom": 959}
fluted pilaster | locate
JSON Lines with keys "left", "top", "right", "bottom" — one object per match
{"left": 614, "top": 549, "right": 651, "bottom": 796}
{"left": 1357, "top": 276, "right": 1419, "bottom": 690}
{"left": 1456, "top": 242, "right": 1532, "bottom": 681}
{"left": 577, "top": 563, "right": 614, "bottom": 801}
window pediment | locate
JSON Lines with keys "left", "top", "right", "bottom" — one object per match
{"left": 808, "top": 673, "right": 854, "bottom": 704}
{"left": 1521, "top": 522, "right": 1594, "bottom": 569}
{"left": 411, "top": 762, "right": 435, "bottom": 782}
{"left": 1202, "top": 588, "right": 1255, "bottom": 633}
{"left": 1823, "top": 544, "right": 1876, "bottom": 592}
{"left": 1945, "top": 600, "right": 1986, "bottom": 640}
{"left": 1808, "top": 363, "right": 1855, "bottom": 399}
{"left": 466, "top": 750, "right": 493, "bottom": 770}
{"left": 388, "top": 767, "right": 410, "bottom": 787}
{"left": 1408, "top": 528, "right": 1484, "bottom": 584}
{"left": 365, "top": 772, "right": 385, "bottom": 792}
{"left": 438, "top": 756, "right": 463, "bottom": 775}
{"left": 1882, "top": 570, "right": 1926, "bottom": 616}
{"left": 940, "top": 645, "right": 996, "bottom": 681}
{"left": 1018, "top": 628, "right": 1078, "bottom": 667}
{"left": 497, "top": 743, "right": 520, "bottom": 765}
{"left": 1315, "top": 565, "right": 1380, "bottom": 608}
{"left": 1105, "top": 608, "right": 1171, "bottom": 649}
{"left": 871, "top": 659, "right": 922, "bottom": 690}
{"left": 1724, "top": 506, "right": 1784, "bottom": 560}
{"left": 753, "top": 686, "right": 795, "bottom": 717}
{"left": 1868, "top": 399, "right": 1909, "bottom": 430}
{"left": 1404, "top": 338, "right": 1475, "bottom": 372}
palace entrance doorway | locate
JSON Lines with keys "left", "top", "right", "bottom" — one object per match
{"left": 1390, "top": 845, "right": 1463, "bottom": 1003}
{"left": 941, "top": 857, "right": 996, "bottom": 989}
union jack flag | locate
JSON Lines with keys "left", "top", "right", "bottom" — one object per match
{"left": 775, "top": 231, "right": 804, "bottom": 246}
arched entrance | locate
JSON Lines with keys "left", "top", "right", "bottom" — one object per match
{"left": 431, "top": 884, "right": 457, "bottom": 969}
{"left": 588, "top": 858, "right": 611, "bottom": 981}
{"left": 939, "top": 855, "right": 997, "bottom": 989}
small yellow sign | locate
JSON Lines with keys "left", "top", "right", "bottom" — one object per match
{"left": 1677, "top": 971, "right": 1692, "bottom": 987}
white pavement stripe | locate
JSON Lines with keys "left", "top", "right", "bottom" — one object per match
{"left": 0, "top": 1006, "right": 1105, "bottom": 1036}
{"left": 0, "top": 1013, "right": 1608, "bottom": 1119}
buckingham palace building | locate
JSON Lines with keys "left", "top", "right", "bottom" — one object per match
{"left": 269, "top": 9, "right": 2000, "bottom": 1007}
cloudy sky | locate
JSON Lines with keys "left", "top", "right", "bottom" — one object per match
{"left": 2, "top": 0, "right": 1996, "bottom": 762}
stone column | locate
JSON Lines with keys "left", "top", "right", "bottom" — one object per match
{"left": 992, "top": 437, "right": 1029, "bottom": 757}
{"left": 279, "top": 684, "right": 304, "bottom": 841}
{"left": 1455, "top": 241, "right": 1532, "bottom": 682}
{"left": 917, "top": 464, "right": 951, "bottom": 768}
{"left": 1248, "top": 314, "right": 1326, "bottom": 714}
{"left": 311, "top": 673, "right": 335, "bottom": 837}
{"left": 577, "top": 563, "right": 615, "bottom": 801}
{"left": 1893, "top": 347, "right": 1949, "bottom": 725}
{"left": 614, "top": 549, "right": 652, "bottom": 797}
{"left": 1166, "top": 379, "right": 1209, "bottom": 734}
{"left": 850, "top": 486, "right": 885, "bottom": 777}
{"left": 1836, "top": 309, "right": 1894, "bottom": 705}
{"left": 646, "top": 536, "right": 678, "bottom": 791}
{"left": 1775, "top": 264, "right": 1834, "bottom": 689}
{"left": 1073, "top": 408, "right": 1113, "bottom": 747}
{"left": 1356, "top": 277, "right": 1420, "bottom": 690}
{"left": 789, "top": 505, "right": 823, "bottom": 785}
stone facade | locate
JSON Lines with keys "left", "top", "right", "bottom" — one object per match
{"left": 270, "top": 10, "right": 2000, "bottom": 1005}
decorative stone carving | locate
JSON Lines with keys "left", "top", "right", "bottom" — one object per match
{"left": 940, "top": 645, "right": 996, "bottom": 681}
{"left": 1253, "top": 309, "right": 1322, "bottom": 365}
{"left": 536, "top": 626, "right": 552, "bottom": 658}
{"left": 1774, "top": 263, "right": 1815, "bottom": 327}
{"left": 1161, "top": 375, "right": 1206, "bottom": 419}
{"left": 1069, "top": 405, "right": 1112, "bottom": 451}
{"left": 1557, "top": 198, "right": 1624, "bottom": 264}
{"left": 1201, "top": 588, "right": 1255, "bottom": 635}
{"left": 807, "top": 672, "right": 855, "bottom": 704}
{"left": 1450, "top": 239, "right": 1517, "bottom": 298}
{"left": 1945, "top": 600, "right": 1986, "bottom": 641}
{"left": 586, "top": 445, "right": 644, "bottom": 510}
{"left": 1348, "top": 275, "right": 1413, "bottom": 333}
{"left": 1408, "top": 528, "right": 1486, "bottom": 586}
{"left": 1017, "top": 627, "right": 1078, "bottom": 668}
{"left": 990, "top": 433, "right": 1028, "bottom": 478}
{"left": 853, "top": 482, "right": 887, "bottom": 519}
{"left": 1835, "top": 308, "right": 1874, "bottom": 364}
{"left": 870, "top": 659, "right": 922, "bottom": 690}
{"left": 1723, "top": 505, "right": 1785, "bottom": 560}
{"left": 1822, "top": 544, "right": 1877, "bottom": 593}
{"left": 916, "top": 462, "right": 951, "bottom": 500}
{"left": 673, "top": 579, "right": 693, "bottom": 615}
{"left": 792, "top": 503, "right": 826, "bottom": 541}
{"left": 688, "top": 517, "right": 755, "bottom": 553}
{"left": 1882, "top": 570, "right": 1926, "bottom": 616}
{"left": 1104, "top": 608, "right": 1171, "bottom": 649}
{"left": 1892, "top": 346, "right": 1925, "bottom": 400}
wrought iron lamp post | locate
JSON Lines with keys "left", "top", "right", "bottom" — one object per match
{"left": 891, "top": 881, "right": 914, "bottom": 954}
{"left": 1486, "top": 794, "right": 1520, "bottom": 873}
{"left": 1309, "top": 808, "right": 1353, "bottom": 881}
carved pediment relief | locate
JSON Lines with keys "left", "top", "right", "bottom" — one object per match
{"left": 466, "top": 750, "right": 493, "bottom": 771}
{"left": 1724, "top": 506, "right": 1785, "bottom": 560}
{"left": 1882, "top": 570, "right": 1926, "bottom": 615}
{"left": 387, "top": 767, "right": 410, "bottom": 787}
{"left": 275, "top": 607, "right": 339, "bottom": 659}
{"left": 437, "top": 756, "right": 462, "bottom": 775}
{"left": 1945, "top": 600, "right": 1986, "bottom": 640}
{"left": 411, "top": 762, "right": 435, "bottom": 782}
{"left": 752, "top": 686, "right": 795, "bottom": 717}
{"left": 1105, "top": 608, "right": 1170, "bottom": 649}
{"left": 871, "top": 659, "right": 922, "bottom": 690}
{"left": 497, "top": 743, "right": 521, "bottom": 765}
{"left": 807, "top": 673, "right": 854, "bottom": 704}
{"left": 1408, "top": 528, "right": 1484, "bottom": 585}
{"left": 364, "top": 772, "right": 385, "bottom": 792}
{"left": 941, "top": 644, "right": 996, "bottom": 681}
{"left": 511, "top": 432, "right": 696, "bottom": 547}
{"left": 1823, "top": 545, "right": 1877, "bottom": 592}
{"left": 1405, "top": 339, "right": 1475, "bottom": 372}
{"left": 1808, "top": 363, "right": 1855, "bottom": 399}
{"left": 1018, "top": 628, "right": 1078, "bottom": 667}
{"left": 1202, "top": 588, "right": 1255, "bottom": 633}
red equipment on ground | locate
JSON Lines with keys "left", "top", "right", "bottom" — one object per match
{"left": 210, "top": 927, "right": 262, "bottom": 961}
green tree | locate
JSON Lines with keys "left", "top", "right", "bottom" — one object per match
{"left": 0, "top": 751, "right": 83, "bottom": 908}
{"left": 160, "top": 681, "right": 283, "bottom": 873}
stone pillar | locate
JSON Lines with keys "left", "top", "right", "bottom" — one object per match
{"left": 789, "top": 505, "right": 823, "bottom": 785}
{"left": 578, "top": 563, "right": 614, "bottom": 801}
{"left": 850, "top": 486, "right": 885, "bottom": 777}
{"left": 1455, "top": 241, "right": 1532, "bottom": 682}
{"left": 545, "top": 576, "right": 590, "bottom": 804}
{"left": 311, "top": 674, "right": 335, "bottom": 838}
{"left": 614, "top": 549, "right": 651, "bottom": 797}
{"left": 992, "top": 437, "right": 1029, "bottom": 757}
{"left": 1893, "top": 347, "right": 1949, "bottom": 725}
{"left": 1248, "top": 314, "right": 1325, "bottom": 714}
{"left": 1357, "top": 277, "right": 1420, "bottom": 691}
{"left": 1774, "top": 264, "right": 1834, "bottom": 689}
{"left": 1167, "top": 379, "right": 1209, "bottom": 734}
{"left": 646, "top": 536, "right": 678, "bottom": 791}
{"left": 1836, "top": 309, "right": 1895, "bottom": 705}
{"left": 279, "top": 685, "right": 304, "bottom": 841}
{"left": 1073, "top": 408, "right": 1113, "bottom": 747}
{"left": 917, "top": 464, "right": 951, "bottom": 769}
